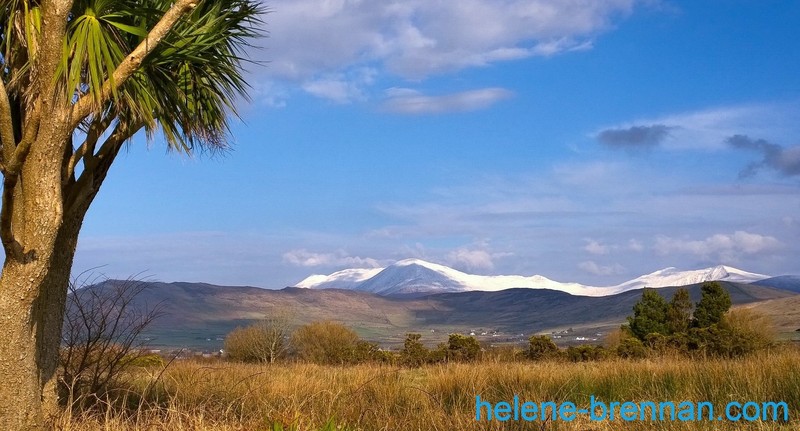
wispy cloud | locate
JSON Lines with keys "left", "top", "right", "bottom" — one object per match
{"left": 579, "top": 260, "right": 625, "bottom": 276}
{"left": 75, "top": 232, "right": 290, "bottom": 286}
{"left": 627, "top": 239, "right": 644, "bottom": 252}
{"left": 727, "top": 134, "right": 800, "bottom": 178}
{"left": 654, "top": 231, "right": 782, "bottom": 263}
{"left": 446, "top": 248, "right": 496, "bottom": 272}
{"left": 282, "top": 249, "right": 384, "bottom": 268}
{"left": 368, "top": 157, "right": 799, "bottom": 282}
{"left": 595, "top": 103, "right": 800, "bottom": 151}
{"left": 583, "top": 239, "right": 610, "bottom": 255}
{"left": 444, "top": 245, "right": 514, "bottom": 273}
{"left": 301, "top": 68, "right": 377, "bottom": 104}
{"left": 250, "top": 81, "right": 289, "bottom": 108}
{"left": 382, "top": 88, "right": 513, "bottom": 114}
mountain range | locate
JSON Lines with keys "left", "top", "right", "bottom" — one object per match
{"left": 77, "top": 258, "right": 799, "bottom": 350}
{"left": 295, "top": 259, "right": 771, "bottom": 296}
{"left": 88, "top": 277, "right": 797, "bottom": 351}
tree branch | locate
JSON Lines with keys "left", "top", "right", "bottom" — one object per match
{"left": 24, "top": 0, "right": 74, "bottom": 130}
{"left": 0, "top": 106, "right": 41, "bottom": 260}
{"left": 64, "top": 119, "right": 141, "bottom": 217}
{"left": 3, "top": 99, "right": 42, "bottom": 173}
{"left": 64, "top": 114, "right": 114, "bottom": 186}
{"left": 69, "top": 0, "right": 200, "bottom": 128}
{"left": 1, "top": 177, "right": 22, "bottom": 259}
{"left": 0, "top": 77, "right": 16, "bottom": 173}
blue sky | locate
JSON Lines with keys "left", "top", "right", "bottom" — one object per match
{"left": 75, "top": 0, "right": 800, "bottom": 288}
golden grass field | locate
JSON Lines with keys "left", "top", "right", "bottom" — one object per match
{"left": 56, "top": 347, "right": 800, "bottom": 431}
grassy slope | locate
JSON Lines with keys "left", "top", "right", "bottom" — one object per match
{"left": 738, "top": 295, "right": 800, "bottom": 341}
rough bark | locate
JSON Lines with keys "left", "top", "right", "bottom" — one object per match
{"left": 0, "top": 77, "right": 125, "bottom": 429}
{"left": 0, "top": 100, "right": 123, "bottom": 429}
{"left": 0, "top": 133, "right": 72, "bottom": 430}
{"left": 0, "top": 143, "right": 110, "bottom": 430}
{"left": 0, "top": 266, "right": 51, "bottom": 430}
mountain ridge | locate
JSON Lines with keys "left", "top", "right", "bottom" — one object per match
{"left": 295, "top": 259, "right": 770, "bottom": 297}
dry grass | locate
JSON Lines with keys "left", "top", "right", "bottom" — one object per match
{"left": 56, "top": 348, "right": 800, "bottom": 431}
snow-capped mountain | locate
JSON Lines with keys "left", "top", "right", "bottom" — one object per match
{"left": 353, "top": 260, "right": 465, "bottom": 295}
{"left": 294, "top": 259, "right": 770, "bottom": 297}
{"left": 294, "top": 267, "right": 382, "bottom": 290}
{"left": 608, "top": 266, "right": 770, "bottom": 294}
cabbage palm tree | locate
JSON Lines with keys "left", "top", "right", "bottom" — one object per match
{"left": 0, "top": 0, "right": 262, "bottom": 428}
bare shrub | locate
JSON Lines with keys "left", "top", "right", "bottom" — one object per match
{"left": 290, "top": 321, "right": 361, "bottom": 365}
{"left": 224, "top": 313, "right": 290, "bottom": 364}
{"left": 60, "top": 273, "right": 164, "bottom": 408}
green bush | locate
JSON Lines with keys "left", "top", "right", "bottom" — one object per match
{"left": 693, "top": 281, "right": 731, "bottom": 328}
{"left": 666, "top": 287, "right": 692, "bottom": 335}
{"left": 688, "top": 309, "right": 774, "bottom": 358}
{"left": 428, "top": 343, "right": 449, "bottom": 364}
{"left": 353, "top": 340, "right": 394, "bottom": 364}
{"left": 622, "top": 283, "right": 772, "bottom": 359}
{"left": 627, "top": 289, "right": 670, "bottom": 340}
{"left": 616, "top": 336, "right": 647, "bottom": 359}
{"left": 445, "top": 334, "right": 481, "bottom": 362}
{"left": 566, "top": 345, "right": 607, "bottom": 362}
{"left": 526, "top": 335, "right": 560, "bottom": 361}
{"left": 400, "top": 333, "right": 429, "bottom": 367}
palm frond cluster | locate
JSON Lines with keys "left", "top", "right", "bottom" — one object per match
{"left": 1, "top": 0, "right": 264, "bottom": 152}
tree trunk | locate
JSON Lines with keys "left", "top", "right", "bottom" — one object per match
{"left": 0, "top": 262, "right": 52, "bottom": 430}
{"left": 0, "top": 214, "right": 83, "bottom": 430}
{"left": 0, "top": 127, "right": 97, "bottom": 429}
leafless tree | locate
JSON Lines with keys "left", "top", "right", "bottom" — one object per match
{"left": 225, "top": 311, "right": 291, "bottom": 364}
{"left": 59, "top": 272, "right": 164, "bottom": 407}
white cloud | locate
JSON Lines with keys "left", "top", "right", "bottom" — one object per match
{"left": 444, "top": 247, "right": 513, "bottom": 272}
{"left": 302, "top": 79, "right": 363, "bottom": 104}
{"left": 584, "top": 238, "right": 644, "bottom": 256}
{"left": 301, "top": 68, "right": 377, "bottom": 103}
{"left": 250, "top": 81, "right": 289, "bottom": 108}
{"left": 258, "top": 0, "right": 645, "bottom": 100}
{"left": 282, "top": 249, "right": 383, "bottom": 268}
{"left": 265, "top": 0, "right": 640, "bottom": 79}
{"left": 654, "top": 231, "right": 782, "bottom": 262}
{"left": 446, "top": 248, "right": 496, "bottom": 271}
{"left": 579, "top": 260, "right": 625, "bottom": 276}
{"left": 627, "top": 239, "right": 644, "bottom": 252}
{"left": 583, "top": 239, "right": 610, "bottom": 255}
{"left": 382, "top": 87, "right": 513, "bottom": 114}
{"left": 551, "top": 161, "right": 628, "bottom": 187}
